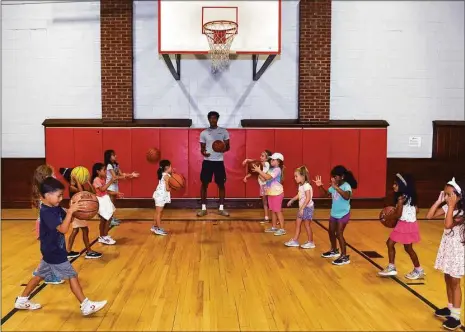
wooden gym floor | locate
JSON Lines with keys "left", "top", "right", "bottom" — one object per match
{"left": 1, "top": 208, "right": 464, "bottom": 331}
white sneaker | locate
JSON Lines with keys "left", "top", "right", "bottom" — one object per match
{"left": 260, "top": 218, "right": 270, "bottom": 224}
{"left": 81, "top": 299, "right": 107, "bottom": 316}
{"left": 274, "top": 229, "right": 287, "bottom": 236}
{"left": 105, "top": 235, "right": 116, "bottom": 244}
{"left": 15, "top": 297, "right": 41, "bottom": 310}
{"left": 265, "top": 227, "right": 278, "bottom": 233}
{"left": 154, "top": 228, "right": 167, "bottom": 236}
{"left": 300, "top": 241, "right": 316, "bottom": 249}
{"left": 379, "top": 265, "right": 397, "bottom": 277}
{"left": 284, "top": 239, "right": 300, "bottom": 247}
{"left": 98, "top": 236, "right": 115, "bottom": 245}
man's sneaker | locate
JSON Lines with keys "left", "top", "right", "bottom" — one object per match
{"left": 321, "top": 249, "right": 340, "bottom": 258}
{"left": 98, "top": 236, "right": 115, "bottom": 245}
{"left": 274, "top": 229, "right": 286, "bottom": 236}
{"left": 284, "top": 239, "right": 300, "bottom": 247}
{"left": 300, "top": 241, "right": 316, "bottom": 249}
{"left": 265, "top": 227, "right": 279, "bottom": 233}
{"left": 80, "top": 299, "right": 107, "bottom": 316}
{"left": 15, "top": 297, "right": 41, "bottom": 310}
{"left": 332, "top": 255, "right": 350, "bottom": 266}
{"left": 44, "top": 275, "right": 65, "bottom": 284}
{"left": 218, "top": 209, "right": 230, "bottom": 217}
{"left": 197, "top": 210, "right": 207, "bottom": 217}
{"left": 435, "top": 307, "right": 452, "bottom": 318}
{"left": 67, "top": 251, "right": 80, "bottom": 259}
{"left": 378, "top": 265, "right": 398, "bottom": 277}
{"left": 110, "top": 219, "right": 120, "bottom": 227}
{"left": 443, "top": 317, "right": 462, "bottom": 330}
{"left": 85, "top": 251, "right": 102, "bottom": 259}
{"left": 405, "top": 269, "right": 426, "bottom": 280}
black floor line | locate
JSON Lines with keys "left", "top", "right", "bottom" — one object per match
{"left": 314, "top": 219, "right": 465, "bottom": 332}
{"left": 1, "top": 228, "right": 110, "bottom": 326}
{"left": 313, "top": 219, "right": 440, "bottom": 310}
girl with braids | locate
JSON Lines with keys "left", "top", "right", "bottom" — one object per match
{"left": 379, "top": 173, "right": 425, "bottom": 279}
{"left": 313, "top": 165, "right": 357, "bottom": 266}
{"left": 427, "top": 178, "right": 464, "bottom": 330}
{"left": 151, "top": 160, "right": 172, "bottom": 236}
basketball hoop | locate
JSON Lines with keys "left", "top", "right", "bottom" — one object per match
{"left": 203, "top": 20, "right": 238, "bottom": 73}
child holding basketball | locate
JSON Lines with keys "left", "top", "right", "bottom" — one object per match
{"left": 15, "top": 177, "right": 107, "bottom": 316}
{"left": 314, "top": 165, "right": 357, "bottom": 266}
{"left": 151, "top": 160, "right": 172, "bottom": 236}
{"left": 252, "top": 153, "right": 286, "bottom": 236}
{"left": 32, "top": 164, "right": 64, "bottom": 285}
{"left": 59, "top": 168, "right": 102, "bottom": 259}
{"left": 92, "top": 163, "right": 118, "bottom": 245}
{"left": 243, "top": 150, "right": 272, "bottom": 223}
{"left": 426, "top": 178, "right": 464, "bottom": 331}
{"left": 104, "top": 149, "right": 139, "bottom": 226}
{"left": 378, "top": 173, "right": 424, "bottom": 279}
{"left": 285, "top": 166, "right": 315, "bottom": 248}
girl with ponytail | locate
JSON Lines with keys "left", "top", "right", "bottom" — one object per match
{"left": 314, "top": 165, "right": 357, "bottom": 266}
{"left": 151, "top": 160, "right": 172, "bottom": 236}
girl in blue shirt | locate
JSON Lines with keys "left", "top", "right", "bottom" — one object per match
{"left": 314, "top": 165, "right": 358, "bottom": 266}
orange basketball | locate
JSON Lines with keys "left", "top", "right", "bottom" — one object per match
{"left": 212, "top": 140, "right": 225, "bottom": 153}
{"left": 247, "top": 160, "right": 263, "bottom": 174}
{"left": 70, "top": 191, "right": 99, "bottom": 220}
{"left": 379, "top": 206, "right": 397, "bottom": 228}
{"left": 147, "top": 148, "right": 161, "bottom": 163}
{"left": 168, "top": 173, "right": 185, "bottom": 191}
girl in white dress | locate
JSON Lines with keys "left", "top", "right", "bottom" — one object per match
{"left": 426, "top": 178, "right": 464, "bottom": 331}
{"left": 151, "top": 160, "right": 172, "bottom": 236}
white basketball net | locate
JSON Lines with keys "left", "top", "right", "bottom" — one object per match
{"left": 203, "top": 20, "right": 238, "bottom": 73}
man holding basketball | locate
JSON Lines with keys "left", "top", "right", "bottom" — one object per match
{"left": 197, "top": 111, "right": 230, "bottom": 217}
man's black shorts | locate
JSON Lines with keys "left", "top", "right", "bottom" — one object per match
{"left": 200, "top": 160, "right": 226, "bottom": 186}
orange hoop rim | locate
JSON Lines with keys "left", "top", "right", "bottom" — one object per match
{"left": 203, "top": 20, "right": 238, "bottom": 34}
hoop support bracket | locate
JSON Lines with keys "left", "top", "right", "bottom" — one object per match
{"left": 252, "top": 54, "right": 276, "bottom": 81}
{"left": 162, "top": 54, "right": 181, "bottom": 80}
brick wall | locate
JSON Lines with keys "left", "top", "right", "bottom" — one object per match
{"left": 101, "top": 0, "right": 133, "bottom": 122}
{"left": 298, "top": 0, "right": 331, "bottom": 123}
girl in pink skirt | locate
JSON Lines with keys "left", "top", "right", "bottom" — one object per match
{"left": 427, "top": 178, "right": 464, "bottom": 331}
{"left": 252, "top": 153, "right": 285, "bottom": 236}
{"left": 379, "top": 173, "right": 425, "bottom": 280}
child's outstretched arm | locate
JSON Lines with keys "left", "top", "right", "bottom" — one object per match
{"left": 287, "top": 194, "right": 299, "bottom": 207}
{"left": 426, "top": 191, "right": 446, "bottom": 219}
{"left": 313, "top": 176, "right": 330, "bottom": 197}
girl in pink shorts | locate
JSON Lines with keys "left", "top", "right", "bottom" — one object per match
{"left": 253, "top": 153, "right": 285, "bottom": 236}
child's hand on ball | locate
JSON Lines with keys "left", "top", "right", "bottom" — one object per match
{"left": 252, "top": 164, "right": 260, "bottom": 172}
{"left": 69, "top": 201, "right": 84, "bottom": 214}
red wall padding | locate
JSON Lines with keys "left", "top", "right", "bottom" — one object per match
{"left": 358, "top": 129, "right": 387, "bottom": 198}
{"left": 160, "top": 129, "right": 189, "bottom": 198}
{"left": 130, "top": 129, "right": 160, "bottom": 198}
{"left": 45, "top": 128, "right": 387, "bottom": 199}
{"left": 224, "top": 129, "right": 246, "bottom": 198}
{"left": 302, "top": 129, "right": 331, "bottom": 198}
{"left": 102, "top": 128, "right": 132, "bottom": 197}
{"left": 45, "top": 128, "right": 75, "bottom": 198}
{"left": 275, "top": 129, "right": 304, "bottom": 198}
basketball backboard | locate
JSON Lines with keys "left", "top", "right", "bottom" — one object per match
{"left": 158, "top": 0, "right": 281, "bottom": 55}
